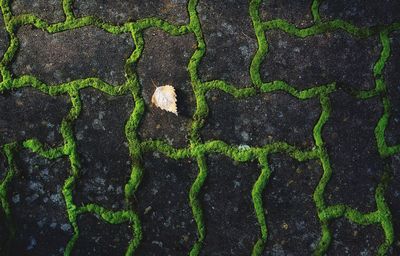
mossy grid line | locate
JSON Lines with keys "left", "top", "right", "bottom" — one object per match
{"left": 0, "top": 0, "right": 398, "bottom": 255}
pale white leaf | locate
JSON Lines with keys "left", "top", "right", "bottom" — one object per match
{"left": 151, "top": 85, "right": 178, "bottom": 115}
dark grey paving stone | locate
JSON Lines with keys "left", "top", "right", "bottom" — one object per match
{"left": 384, "top": 31, "right": 400, "bottom": 147}
{"left": 260, "top": 30, "right": 380, "bottom": 90}
{"left": 9, "top": 150, "right": 72, "bottom": 256}
{"left": 200, "top": 155, "right": 259, "bottom": 256}
{"left": 0, "top": 11, "right": 8, "bottom": 83}
{"left": 12, "top": 26, "right": 133, "bottom": 85}
{"left": 137, "top": 28, "right": 196, "bottom": 148}
{"left": 0, "top": 208, "right": 8, "bottom": 255}
{"left": 327, "top": 218, "right": 384, "bottom": 255}
{"left": 0, "top": 88, "right": 70, "bottom": 146}
{"left": 263, "top": 154, "right": 321, "bottom": 255}
{"left": 135, "top": 153, "right": 197, "bottom": 256}
{"left": 73, "top": 88, "right": 133, "bottom": 210}
{"left": 323, "top": 90, "right": 384, "bottom": 212}
{"left": 11, "top": 0, "right": 65, "bottom": 24}
{"left": 0, "top": 148, "right": 6, "bottom": 180}
{"left": 201, "top": 90, "right": 320, "bottom": 148}
{"left": 260, "top": 0, "right": 314, "bottom": 28}
{"left": 73, "top": 0, "right": 189, "bottom": 25}
{"left": 197, "top": 0, "right": 257, "bottom": 87}
{"left": 73, "top": 213, "right": 132, "bottom": 256}
{"left": 320, "top": 0, "right": 400, "bottom": 27}
{"left": 387, "top": 154, "right": 400, "bottom": 255}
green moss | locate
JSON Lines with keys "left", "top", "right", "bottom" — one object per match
{"left": 0, "top": 0, "right": 399, "bottom": 254}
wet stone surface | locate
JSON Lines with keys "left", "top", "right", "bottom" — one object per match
{"left": 9, "top": 150, "right": 72, "bottom": 256}
{"left": 0, "top": 0, "right": 400, "bottom": 255}
{"left": 261, "top": 30, "right": 380, "bottom": 90}
{"left": 0, "top": 12, "right": 8, "bottom": 83}
{"left": 320, "top": 0, "right": 400, "bottom": 27}
{"left": 13, "top": 26, "right": 133, "bottom": 85}
{"left": 263, "top": 154, "right": 322, "bottom": 255}
{"left": 385, "top": 31, "right": 400, "bottom": 146}
{"left": 137, "top": 29, "right": 196, "bottom": 148}
{"left": 197, "top": 0, "right": 257, "bottom": 87}
{"left": 73, "top": 213, "right": 132, "bottom": 256}
{"left": 201, "top": 90, "right": 320, "bottom": 148}
{"left": 73, "top": 88, "right": 134, "bottom": 209}
{"left": 388, "top": 154, "right": 400, "bottom": 255}
{"left": 323, "top": 90, "right": 384, "bottom": 212}
{"left": 11, "top": 0, "right": 65, "bottom": 24}
{"left": 200, "top": 155, "right": 259, "bottom": 256}
{"left": 135, "top": 153, "right": 197, "bottom": 255}
{"left": 0, "top": 88, "right": 70, "bottom": 146}
{"left": 260, "top": 0, "right": 314, "bottom": 28}
{"left": 327, "top": 218, "right": 384, "bottom": 255}
{"left": 74, "top": 0, "right": 189, "bottom": 25}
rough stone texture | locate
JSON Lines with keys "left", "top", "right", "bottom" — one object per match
{"left": 263, "top": 154, "right": 322, "bottom": 255}
{"left": 260, "top": 30, "right": 380, "bottom": 90}
{"left": 323, "top": 90, "right": 384, "bottom": 212}
{"left": 0, "top": 12, "right": 7, "bottom": 83}
{"left": 73, "top": 88, "right": 133, "bottom": 209}
{"left": 385, "top": 32, "right": 400, "bottom": 146}
{"left": 201, "top": 90, "right": 320, "bottom": 148}
{"left": 73, "top": 0, "right": 189, "bottom": 25}
{"left": 260, "top": 0, "right": 314, "bottom": 28}
{"left": 388, "top": 154, "right": 400, "bottom": 255}
{"left": 0, "top": 149, "right": 5, "bottom": 180}
{"left": 0, "top": 88, "right": 70, "bottom": 146}
{"left": 197, "top": 0, "right": 257, "bottom": 87}
{"left": 12, "top": 26, "right": 133, "bottom": 85}
{"left": 320, "top": 0, "right": 400, "bottom": 27}
{"left": 328, "top": 218, "right": 384, "bottom": 255}
{"left": 200, "top": 155, "right": 259, "bottom": 256}
{"left": 9, "top": 151, "right": 72, "bottom": 255}
{"left": 135, "top": 153, "right": 197, "bottom": 255}
{"left": 73, "top": 213, "right": 132, "bottom": 256}
{"left": 0, "top": 208, "right": 7, "bottom": 254}
{"left": 137, "top": 29, "right": 196, "bottom": 148}
{"left": 1, "top": 0, "right": 400, "bottom": 255}
{"left": 11, "top": 0, "right": 65, "bottom": 24}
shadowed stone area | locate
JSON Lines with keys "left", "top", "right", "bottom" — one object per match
{"left": 260, "top": 30, "right": 380, "bottom": 90}
{"left": 12, "top": 26, "right": 133, "bottom": 85}
{"left": 385, "top": 32, "right": 400, "bottom": 146}
{"left": 137, "top": 29, "right": 196, "bottom": 148}
{"left": 74, "top": 0, "right": 189, "bottom": 25}
{"left": 263, "top": 154, "right": 321, "bottom": 255}
{"left": 387, "top": 154, "right": 400, "bottom": 255}
{"left": 9, "top": 151, "right": 72, "bottom": 255}
{"left": 320, "top": 0, "right": 400, "bottom": 27}
{"left": 11, "top": 0, "right": 65, "bottom": 24}
{"left": 323, "top": 91, "right": 384, "bottom": 212}
{"left": 201, "top": 90, "right": 320, "bottom": 148}
{"left": 197, "top": 0, "right": 257, "bottom": 87}
{"left": 135, "top": 153, "right": 197, "bottom": 255}
{"left": 1, "top": 0, "right": 400, "bottom": 255}
{"left": 0, "top": 88, "right": 70, "bottom": 146}
{"left": 0, "top": 150, "right": 5, "bottom": 181}
{"left": 260, "top": 0, "right": 313, "bottom": 28}
{"left": 73, "top": 213, "right": 132, "bottom": 256}
{"left": 0, "top": 12, "right": 8, "bottom": 83}
{"left": 327, "top": 218, "right": 384, "bottom": 255}
{"left": 0, "top": 209, "right": 8, "bottom": 255}
{"left": 73, "top": 89, "right": 133, "bottom": 210}
{"left": 200, "top": 155, "right": 259, "bottom": 256}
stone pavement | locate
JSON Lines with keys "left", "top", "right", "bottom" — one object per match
{"left": 0, "top": 0, "right": 400, "bottom": 255}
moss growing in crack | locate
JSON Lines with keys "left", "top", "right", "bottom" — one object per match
{"left": 0, "top": 0, "right": 399, "bottom": 255}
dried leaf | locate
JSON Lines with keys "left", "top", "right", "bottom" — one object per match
{"left": 151, "top": 85, "right": 178, "bottom": 115}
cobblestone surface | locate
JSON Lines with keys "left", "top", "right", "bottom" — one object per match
{"left": 0, "top": 0, "right": 400, "bottom": 255}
